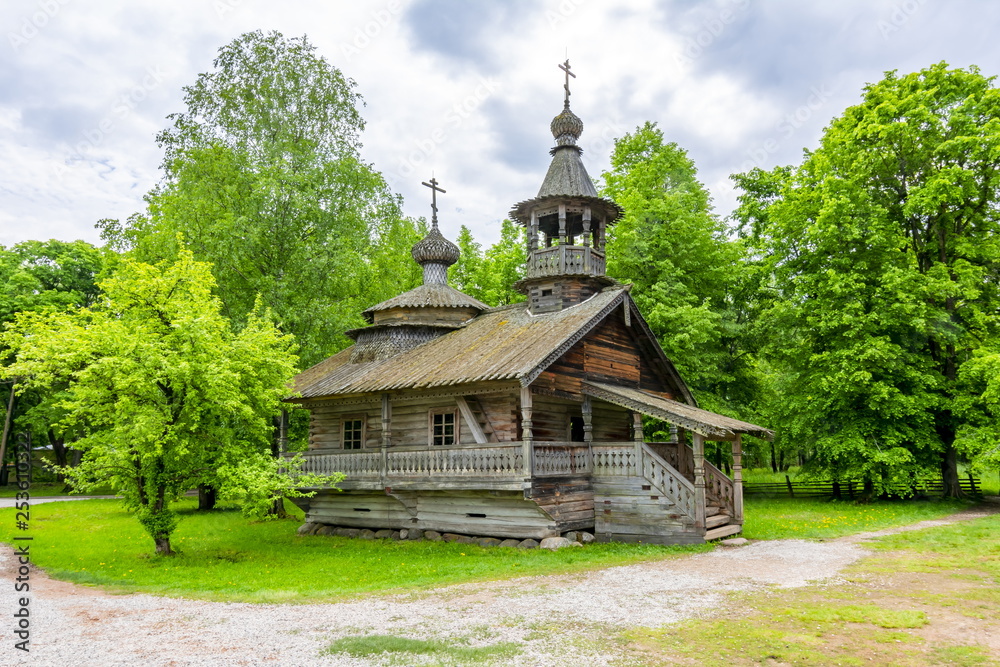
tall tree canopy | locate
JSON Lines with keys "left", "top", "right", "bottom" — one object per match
{"left": 601, "top": 122, "right": 751, "bottom": 415}
{"left": 102, "top": 30, "right": 406, "bottom": 367}
{"left": 0, "top": 250, "right": 323, "bottom": 554}
{"left": 734, "top": 63, "right": 1000, "bottom": 495}
{"left": 0, "top": 240, "right": 106, "bottom": 471}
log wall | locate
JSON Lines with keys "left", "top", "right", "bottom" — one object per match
{"left": 304, "top": 489, "right": 569, "bottom": 539}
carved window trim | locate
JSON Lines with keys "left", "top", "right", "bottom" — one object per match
{"left": 341, "top": 415, "right": 367, "bottom": 450}
{"left": 428, "top": 408, "right": 459, "bottom": 446}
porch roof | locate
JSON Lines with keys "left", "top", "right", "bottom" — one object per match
{"left": 582, "top": 381, "right": 774, "bottom": 441}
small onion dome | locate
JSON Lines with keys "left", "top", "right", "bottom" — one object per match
{"left": 411, "top": 225, "right": 460, "bottom": 267}
{"left": 550, "top": 106, "right": 584, "bottom": 146}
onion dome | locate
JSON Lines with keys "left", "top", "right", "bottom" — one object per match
{"left": 411, "top": 224, "right": 460, "bottom": 267}
{"left": 550, "top": 105, "right": 584, "bottom": 146}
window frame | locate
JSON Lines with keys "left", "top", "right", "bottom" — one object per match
{"left": 340, "top": 415, "right": 367, "bottom": 450}
{"left": 428, "top": 408, "right": 460, "bottom": 446}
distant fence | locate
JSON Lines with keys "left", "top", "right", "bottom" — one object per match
{"left": 743, "top": 474, "right": 982, "bottom": 499}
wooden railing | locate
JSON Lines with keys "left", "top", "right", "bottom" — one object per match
{"left": 293, "top": 442, "right": 596, "bottom": 483}
{"left": 592, "top": 444, "right": 639, "bottom": 476}
{"left": 640, "top": 444, "right": 697, "bottom": 520}
{"left": 388, "top": 445, "right": 523, "bottom": 477}
{"left": 591, "top": 444, "right": 697, "bottom": 520}
{"left": 703, "top": 459, "right": 735, "bottom": 515}
{"left": 527, "top": 245, "right": 606, "bottom": 279}
{"left": 533, "top": 443, "right": 591, "bottom": 476}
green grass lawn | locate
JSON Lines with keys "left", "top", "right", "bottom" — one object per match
{"left": 0, "top": 481, "right": 115, "bottom": 498}
{"left": 741, "top": 496, "right": 968, "bottom": 540}
{"left": 0, "top": 491, "right": 983, "bottom": 604}
{"left": 0, "top": 498, "right": 710, "bottom": 603}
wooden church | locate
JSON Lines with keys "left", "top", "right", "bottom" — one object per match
{"left": 289, "top": 65, "right": 772, "bottom": 544}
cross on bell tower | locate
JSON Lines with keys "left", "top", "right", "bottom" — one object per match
{"left": 559, "top": 59, "right": 576, "bottom": 109}
{"left": 421, "top": 177, "right": 446, "bottom": 228}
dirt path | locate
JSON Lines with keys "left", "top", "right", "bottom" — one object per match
{"left": 2, "top": 504, "right": 996, "bottom": 666}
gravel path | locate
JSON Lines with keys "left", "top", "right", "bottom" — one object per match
{"left": 2, "top": 504, "right": 995, "bottom": 667}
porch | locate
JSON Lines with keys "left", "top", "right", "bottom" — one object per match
{"left": 291, "top": 438, "right": 743, "bottom": 542}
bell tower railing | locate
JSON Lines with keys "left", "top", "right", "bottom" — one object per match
{"left": 526, "top": 245, "right": 606, "bottom": 280}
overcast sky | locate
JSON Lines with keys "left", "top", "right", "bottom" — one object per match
{"left": 2, "top": 0, "right": 996, "bottom": 249}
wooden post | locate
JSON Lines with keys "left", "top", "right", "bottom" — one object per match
{"left": 529, "top": 211, "right": 539, "bottom": 251}
{"left": 732, "top": 434, "right": 744, "bottom": 525}
{"left": 582, "top": 207, "right": 592, "bottom": 248}
{"left": 558, "top": 203, "right": 567, "bottom": 244}
{"left": 785, "top": 474, "right": 794, "bottom": 497}
{"left": 520, "top": 386, "right": 534, "bottom": 480}
{"left": 632, "top": 412, "right": 644, "bottom": 470}
{"left": 582, "top": 395, "right": 593, "bottom": 473}
{"left": 693, "top": 432, "right": 706, "bottom": 532}
{"left": 380, "top": 393, "right": 391, "bottom": 484}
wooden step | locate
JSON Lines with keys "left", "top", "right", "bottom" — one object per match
{"left": 704, "top": 524, "right": 742, "bottom": 541}
{"left": 705, "top": 514, "right": 731, "bottom": 529}
{"left": 706, "top": 505, "right": 722, "bottom": 517}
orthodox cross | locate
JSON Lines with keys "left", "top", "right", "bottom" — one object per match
{"left": 421, "top": 176, "right": 446, "bottom": 227}
{"left": 559, "top": 59, "right": 576, "bottom": 107}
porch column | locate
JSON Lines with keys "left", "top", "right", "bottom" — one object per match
{"left": 632, "top": 411, "right": 644, "bottom": 466}
{"left": 692, "top": 432, "right": 707, "bottom": 532}
{"left": 520, "top": 386, "right": 534, "bottom": 480}
{"left": 582, "top": 395, "right": 593, "bottom": 473}
{"left": 558, "top": 203, "right": 567, "bottom": 244}
{"left": 380, "top": 393, "right": 391, "bottom": 485}
{"left": 732, "top": 434, "right": 744, "bottom": 525}
{"left": 529, "top": 211, "right": 539, "bottom": 251}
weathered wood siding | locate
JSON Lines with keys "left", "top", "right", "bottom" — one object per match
{"left": 308, "top": 401, "right": 382, "bottom": 451}
{"left": 593, "top": 476, "right": 703, "bottom": 545}
{"left": 534, "top": 310, "right": 673, "bottom": 398}
{"left": 304, "top": 489, "right": 566, "bottom": 539}
{"left": 590, "top": 399, "right": 632, "bottom": 442}
{"left": 306, "top": 392, "right": 520, "bottom": 450}
{"left": 529, "top": 477, "right": 595, "bottom": 531}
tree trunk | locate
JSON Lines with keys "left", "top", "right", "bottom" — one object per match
{"left": 154, "top": 535, "right": 174, "bottom": 555}
{"left": 770, "top": 441, "right": 778, "bottom": 473}
{"left": 197, "top": 484, "right": 218, "bottom": 510}
{"left": 265, "top": 412, "right": 289, "bottom": 518}
{"left": 940, "top": 443, "right": 963, "bottom": 498}
{"left": 0, "top": 384, "right": 17, "bottom": 485}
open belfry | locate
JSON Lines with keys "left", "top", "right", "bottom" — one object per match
{"left": 290, "top": 62, "right": 773, "bottom": 544}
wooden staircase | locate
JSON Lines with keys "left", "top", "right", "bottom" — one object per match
{"left": 704, "top": 503, "right": 741, "bottom": 541}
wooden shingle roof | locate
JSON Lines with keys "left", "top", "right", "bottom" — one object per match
{"left": 582, "top": 381, "right": 774, "bottom": 441}
{"left": 294, "top": 286, "right": 642, "bottom": 398}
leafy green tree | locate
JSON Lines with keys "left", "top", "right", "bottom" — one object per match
{"left": 102, "top": 30, "right": 403, "bottom": 367}
{"left": 0, "top": 250, "right": 332, "bottom": 554}
{"left": 734, "top": 63, "right": 1000, "bottom": 495}
{"left": 0, "top": 240, "right": 106, "bottom": 476}
{"left": 601, "top": 122, "right": 750, "bottom": 416}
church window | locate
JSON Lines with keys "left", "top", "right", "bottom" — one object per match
{"left": 342, "top": 416, "right": 365, "bottom": 449}
{"left": 429, "top": 409, "right": 458, "bottom": 445}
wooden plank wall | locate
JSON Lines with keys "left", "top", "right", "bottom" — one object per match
{"left": 308, "top": 401, "right": 381, "bottom": 450}
{"left": 534, "top": 310, "right": 673, "bottom": 398}
{"left": 530, "top": 477, "right": 595, "bottom": 531}
{"left": 305, "top": 489, "right": 565, "bottom": 539}
{"left": 307, "top": 392, "right": 521, "bottom": 450}
{"left": 590, "top": 400, "right": 632, "bottom": 441}
{"left": 593, "top": 476, "right": 703, "bottom": 545}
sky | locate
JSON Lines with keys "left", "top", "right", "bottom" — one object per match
{"left": 1, "top": 0, "right": 996, "bottom": 249}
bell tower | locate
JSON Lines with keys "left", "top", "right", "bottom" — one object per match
{"left": 509, "top": 60, "right": 623, "bottom": 314}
